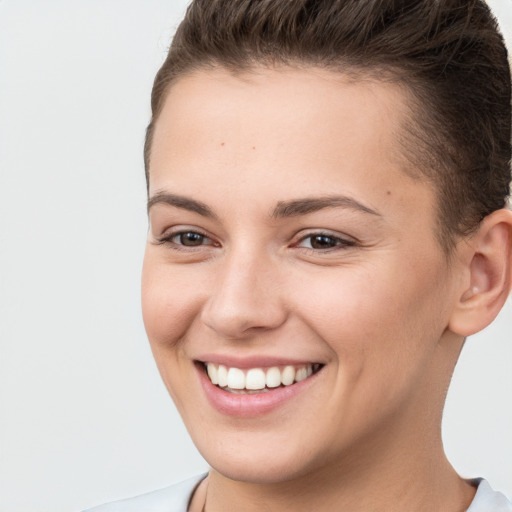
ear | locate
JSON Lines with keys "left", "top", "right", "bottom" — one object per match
{"left": 448, "top": 208, "right": 512, "bottom": 337}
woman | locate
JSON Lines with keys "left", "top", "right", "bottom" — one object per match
{"left": 86, "top": 0, "right": 512, "bottom": 510}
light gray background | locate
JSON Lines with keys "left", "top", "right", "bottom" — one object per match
{"left": 0, "top": 1, "right": 510, "bottom": 511}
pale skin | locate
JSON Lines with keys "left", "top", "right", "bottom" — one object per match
{"left": 142, "top": 67, "right": 512, "bottom": 512}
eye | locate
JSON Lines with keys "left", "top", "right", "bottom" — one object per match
{"left": 296, "top": 233, "right": 356, "bottom": 250}
{"left": 173, "top": 231, "right": 210, "bottom": 247}
{"left": 156, "top": 229, "right": 218, "bottom": 249}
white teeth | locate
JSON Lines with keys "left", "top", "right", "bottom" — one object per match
{"left": 217, "top": 364, "right": 228, "bottom": 387}
{"left": 246, "top": 368, "right": 266, "bottom": 390}
{"left": 205, "top": 362, "right": 320, "bottom": 391}
{"left": 281, "top": 365, "right": 296, "bottom": 385}
{"left": 266, "top": 366, "right": 282, "bottom": 388}
{"left": 227, "top": 367, "right": 245, "bottom": 389}
{"left": 295, "top": 367, "right": 308, "bottom": 382}
{"left": 207, "top": 363, "right": 218, "bottom": 384}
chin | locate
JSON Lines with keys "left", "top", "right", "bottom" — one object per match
{"left": 209, "top": 453, "right": 313, "bottom": 485}
{"left": 190, "top": 426, "right": 326, "bottom": 484}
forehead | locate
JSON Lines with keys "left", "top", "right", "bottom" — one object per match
{"left": 149, "top": 66, "right": 434, "bottom": 229}
{"left": 151, "top": 66, "right": 410, "bottom": 172}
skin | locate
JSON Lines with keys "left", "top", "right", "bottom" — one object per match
{"left": 142, "top": 67, "right": 512, "bottom": 511}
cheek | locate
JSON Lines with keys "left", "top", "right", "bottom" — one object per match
{"left": 141, "top": 256, "right": 206, "bottom": 412}
{"left": 141, "top": 255, "right": 204, "bottom": 354}
{"left": 286, "top": 262, "right": 450, "bottom": 441}
{"left": 291, "top": 258, "right": 450, "bottom": 380}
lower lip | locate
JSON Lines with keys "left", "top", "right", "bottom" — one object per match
{"left": 196, "top": 363, "right": 321, "bottom": 417}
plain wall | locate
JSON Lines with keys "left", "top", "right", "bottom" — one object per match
{"left": 0, "top": 1, "right": 510, "bottom": 511}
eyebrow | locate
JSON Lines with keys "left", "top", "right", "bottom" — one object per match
{"left": 147, "top": 192, "right": 217, "bottom": 218}
{"left": 271, "top": 196, "right": 381, "bottom": 218}
{"left": 147, "top": 192, "right": 381, "bottom": 219}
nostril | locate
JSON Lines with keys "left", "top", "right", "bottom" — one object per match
{"left": 200, "top": 299, "right": 287, "bottom": 339}
{"left": 199, "top": 263, "right": 288, "bottom": 338}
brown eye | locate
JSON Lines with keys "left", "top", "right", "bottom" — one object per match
{"left": 157, "top": 228, "right": 219, "bottom": 249}
{"left": 296, "top": 233, "right": 356, "bottom": 251}
{"left": 309, "top": 235, "right": 339, "bottom": 249}
{"left": 176, "top": 232, "right": 207, "bottom": 246}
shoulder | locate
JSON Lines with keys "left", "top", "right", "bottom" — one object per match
{"left": 81, "top": 473, "right": 208, "bottom": 512}
{"left": 467, "top": 479, "right": 512, "bottom": 512}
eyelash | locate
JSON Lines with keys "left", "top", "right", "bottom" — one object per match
{"left": 156, "top": 229, "right": 356, "bottom": 253}
{"left": 294, "top": 232, "right": 356, "bottom": 252}
{"left": 156, "top": 230, "right": 218, "bottom": 250}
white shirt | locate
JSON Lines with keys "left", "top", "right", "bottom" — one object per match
{"left": 82, "top": 474, "right": 512, "bottom": 512}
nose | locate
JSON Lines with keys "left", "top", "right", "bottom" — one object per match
{"left": 200, "top": 248, "right": 287, "bottom": 339}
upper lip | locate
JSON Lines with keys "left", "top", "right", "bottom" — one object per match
{"left": 195, "top": 354, "right": 323, "bottom": 369}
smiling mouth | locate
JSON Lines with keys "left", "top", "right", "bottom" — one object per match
{"left": 201, "top": 362, "right": 324, "bottom": 394}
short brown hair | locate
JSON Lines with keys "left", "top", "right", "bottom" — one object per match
{"left": 145, "top": 0, "right": 511, "bottom": 251}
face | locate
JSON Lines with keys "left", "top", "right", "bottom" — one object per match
{"left": 142, "top": 67, "right": 462, "bottom": 484}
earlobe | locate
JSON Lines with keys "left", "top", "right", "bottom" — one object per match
{"left": 449, "top": 208, "right": 512, "bottom": 337}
